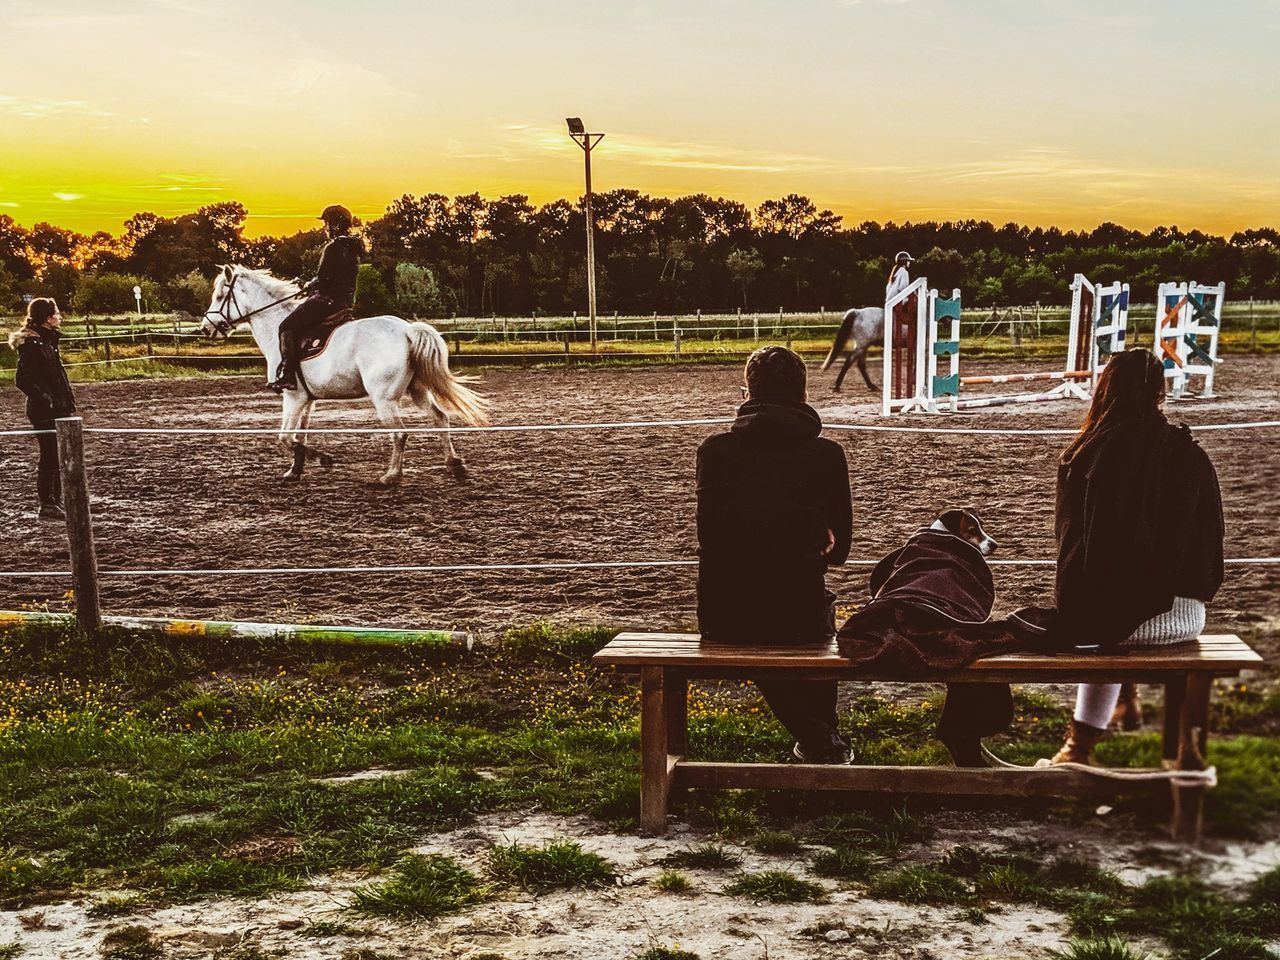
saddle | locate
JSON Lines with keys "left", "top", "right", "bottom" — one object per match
{"left": 299, "top": 307, "right": 355, "bottom": 361}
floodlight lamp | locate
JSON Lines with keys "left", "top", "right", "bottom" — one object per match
{"left": 565, "top": 117, "right": 585, "bottom": 136}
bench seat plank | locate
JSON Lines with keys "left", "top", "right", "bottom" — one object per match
{"left": 594, "top": 633, "right": 1260, "bottom": 679}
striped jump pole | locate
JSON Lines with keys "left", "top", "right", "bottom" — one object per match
{"left": 953, "top": 389, "right": 1070, "bottom": 410}
{"left": 960, "top": 369, "right": 1093, "bottom": 386}
{"left": 0, "top": 610, "right": 473, "bottom": 650}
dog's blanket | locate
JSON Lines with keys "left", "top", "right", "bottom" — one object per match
{"left": 299, "top": 308, "right": 355, "bottom": 361}
{"left": 837, "top": 529, "right": 1047, "bottom": 674}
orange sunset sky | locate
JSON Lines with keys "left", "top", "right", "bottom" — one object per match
{"left": 3, "top": 0, "right": 1278, "bottom": 238}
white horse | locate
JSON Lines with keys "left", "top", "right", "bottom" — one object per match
{"left": 201, "top": 265, "right": 488, "bottom": 485}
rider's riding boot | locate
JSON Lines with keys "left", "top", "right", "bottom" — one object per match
{"left": 268, "top": 337, "right": 297, "bottom": 393}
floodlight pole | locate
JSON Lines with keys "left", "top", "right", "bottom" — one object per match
{"left": 569, "top": 125, "right": 604, "bottom": 352}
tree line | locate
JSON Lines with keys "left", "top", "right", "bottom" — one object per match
{"left": 1, "top": 194, "right": 1277, "bottom": 319}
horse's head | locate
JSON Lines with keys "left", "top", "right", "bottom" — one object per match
{"left": 202, "top": 264, "right": 244, "bottom": 340}
{"left": 202, "top": 265, "right": 300, "bottom": 339}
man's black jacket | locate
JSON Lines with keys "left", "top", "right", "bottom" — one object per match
{"left": 310, "top": 234, "right": 361, "bottom": 305}
{"left": 696, "top": 400, "right": 852, "bottom": 644}
{"left": 13, "top": 327, "right": 75, "bottom": 423}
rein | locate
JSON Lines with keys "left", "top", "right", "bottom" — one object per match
{"left": 204, "top": 271, "right": 302, "bottom": 338}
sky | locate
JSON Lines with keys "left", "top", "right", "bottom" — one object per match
{"left": 2, "top": 0, "right": 1278, "bottom": 238}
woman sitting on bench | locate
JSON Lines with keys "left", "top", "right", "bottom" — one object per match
{"left": 1050, "top": 348, "right": 1224, "bottom": 764}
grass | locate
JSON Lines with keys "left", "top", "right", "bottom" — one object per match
{"left": 99, "top": 925, "right": 163, "bottom": 960}
{"left": 0, "top": 946, "right": 22, "bottom": 960}
{"left": 351, "top": 854, "right": 485, "bottom": 920}
{"left": 749, "top": 830, "right": 804, "bottom": 856}
{"left": 651, "top": 869, "right": 694, "bottom": 894}
{"left": 0, "top": 618, "right": 1277, "bottom": 934}
{"left": 634, "top": 948, "right": 700, "bottom": 960}
{"left": 661, "top": 844, "right": 742, "bottom": 870}
{"left": 485, "top": 840, "right": 617, "bottom": 893}
{"left": 725, "top": 870, "right": 825, "bottom": 903}
{"left": 867, "top": 865, "right": 972, "bottom": 904}
{"left": 810, "top": 847, "right": 877, "bottom": 881}
{"left": 1048, "top": 939, "right": 1154, "bottom": 960}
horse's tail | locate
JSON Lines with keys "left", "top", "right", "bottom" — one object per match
{"left": 821, "top": 309, "right": 858, "bottom": 371}
{"left": 406, "top": 323, "right": 491, "bottom": 426}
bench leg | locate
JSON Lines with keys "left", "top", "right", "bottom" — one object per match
{"left": 1161, "top": 679, "right": 1186, "bottom": 768}
{"left": 1169, "top": 673, "right": 1212, "bottom": 843}
{"left": 640, "top": 666, "right": 674, "bottom": 835}
{"left": 666, "top": 672, "right": 688, "bottom": 802}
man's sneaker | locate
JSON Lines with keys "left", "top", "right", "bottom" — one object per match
{"left": 791, "top": 741, "right": 854, "bottom": 765}
{"left": 38, "top": 502, "right": 66, "bottom": 521}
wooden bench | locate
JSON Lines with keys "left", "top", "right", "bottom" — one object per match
{"left": 592, "top": 633, "right": 1263, "bottom": 841}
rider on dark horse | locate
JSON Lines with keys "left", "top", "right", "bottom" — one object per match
{"left": 269, "top": 204, "right": 361, "bottom": 393}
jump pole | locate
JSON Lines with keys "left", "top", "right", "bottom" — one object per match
{"left": 0, "top": 610, "right": 474, "bottom": 650}
{"left": 903, "top": 275, "right": 1130, "bottom": 414}
{"left": 1155, "top": 280, "right": 1224, "bottom": 399}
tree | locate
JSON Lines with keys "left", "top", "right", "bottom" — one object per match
{"left": 72, "top": 273, "right": 164, "bottom": 315}
{"left": 354, "top": 263, "right": 394, "bottom": 317}
{"left": 167, "top": 269, "right": 214, "bottom": 315}
{"left": 393, "top": 263, "right": 445, "bottom": 318}
{"left": 725, "top": 247, "right": 763, "bottom": 308}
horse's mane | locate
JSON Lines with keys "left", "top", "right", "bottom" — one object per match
{"left": 232, "top": 266, "right": 299, "bottom": 298}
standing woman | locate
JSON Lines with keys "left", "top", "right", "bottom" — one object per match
{"left": 1049, "top": 348, "right": 1224, "bottom": 764}
{"left": 10, "top": 298, "right": 76, "bottom": 520}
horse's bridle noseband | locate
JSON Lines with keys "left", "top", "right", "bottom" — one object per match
{"left": 204, "top": 269, "right": 302, "bottom": 338}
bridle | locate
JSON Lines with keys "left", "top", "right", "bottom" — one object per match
{"left": 204, "top": 269, "right": 302, "bottom": 339}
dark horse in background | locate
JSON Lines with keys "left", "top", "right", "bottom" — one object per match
{"left": 821, "top": 306, "right": 885, "bottom": 392}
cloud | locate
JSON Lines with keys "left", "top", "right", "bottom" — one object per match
{"left": 53, "top": 193, "right": 84, "bottom": 202}
{"left": 0, "top": 95, "right": 114, "bottom": 120}
{"left": 526, "top": 129, "right": 836, "bottom": 175}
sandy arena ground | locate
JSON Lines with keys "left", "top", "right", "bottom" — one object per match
{"left": 1, "top": 356, "right": 1278, "bottom": 654}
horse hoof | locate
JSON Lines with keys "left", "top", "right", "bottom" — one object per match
{"left": 378, "top": 473, "right": 403, "bottom": 487}
{"left": 446, "top": 457, "right": 467, "bottom": 480}
{"left": 319, "top": 454, "right": 335, "bottom": 471}
{"left": 282, "top": 470, "right": 302, "bottom": 482}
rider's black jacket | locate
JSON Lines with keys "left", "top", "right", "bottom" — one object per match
{"left": 310, "top": 234, "right": 361, "bottom": 305}
{"left": 13, "top": 326, "right": 76, "bottom": 423}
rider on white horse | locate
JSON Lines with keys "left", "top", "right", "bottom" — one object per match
{"left": 269, "top": 204, "right": 362, "bottom": 393}
{"left": 886, "top": 250, "right": 914, "bottom": 301}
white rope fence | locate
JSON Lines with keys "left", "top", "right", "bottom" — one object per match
{"left": 0, "top": 417, "right": 1277, "bottom": 439}
{"left": 0, "top": 557, "right": 1274, "bottom": 579}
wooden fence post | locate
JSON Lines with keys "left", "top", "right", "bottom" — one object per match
{"left": 56, "top": 417, "right": 102, "bottom": 632}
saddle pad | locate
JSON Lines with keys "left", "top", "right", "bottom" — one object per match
{"left": 300, "top": 309, "right": 355, "bottom": 361}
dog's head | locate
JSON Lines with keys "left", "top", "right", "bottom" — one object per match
{"left": 933, "top": 508, "right": 998, "bottom": 557}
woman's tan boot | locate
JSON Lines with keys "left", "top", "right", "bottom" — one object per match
{"left": 1110, "top": 683, "right": 1142, "bottom": 731}
{"left": 1050, "top": 720, "right": 1107, "bottom": 765}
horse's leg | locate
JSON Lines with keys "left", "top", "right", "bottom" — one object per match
{"left": 834, "top": 350, "right": 857, "bottom": 391}
{"left": 295, "top": 399, "right": 334, "bottom": 470}
{"left": 854, "top": 345, "right": 878, "bottom": 391}
{"left": 431, "top": 399, "right": 467, "bottom": 479}
{"left": 370, "top": 395, "right": 408, "bottom": 486}
{"left": 279, "top": 390, "right": 308, "bottom": 481}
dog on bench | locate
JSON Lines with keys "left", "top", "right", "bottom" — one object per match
{"left": 837, "top": 506, "right": 1020, "bottom": 767}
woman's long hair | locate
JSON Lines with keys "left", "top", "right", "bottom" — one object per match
{"left": 7, "top": 297, "right": 59, "bottom": 349}
{"left": 1061, "top": 348, "right": 1166, "bottom": 464}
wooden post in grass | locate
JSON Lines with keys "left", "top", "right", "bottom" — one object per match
{"left": 55, "top": 417, "right": 102, "bottom": 632}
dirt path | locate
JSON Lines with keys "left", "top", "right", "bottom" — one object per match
{"left": 1, "top": 357, "right": 1276, "bottom": 654}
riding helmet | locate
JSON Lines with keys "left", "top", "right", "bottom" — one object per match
{"left": 895, "top": 250, "right": 915, "bottom": 263}
{"left": 318, "top": 204, "right": 354, "bottom": 232}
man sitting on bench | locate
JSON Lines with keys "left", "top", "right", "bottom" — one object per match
{"left": 696, "top": 346, "right": 854, "bottom": 764}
